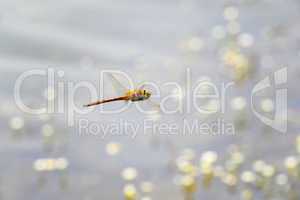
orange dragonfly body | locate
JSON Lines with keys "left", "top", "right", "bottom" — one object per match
{"left": 84, "top": 89, "right": 151, "bottom": 107}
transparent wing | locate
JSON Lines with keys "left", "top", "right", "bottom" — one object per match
{"left": 138, "top": 84, "right": 146, "bottom": 90}
{"left": 138, "top": 83, "right": 161, "bottom": 113}
{"left": 107, "top": 73, "right": 128, "bottom": 95}
{"left": 145, "top": 99, "right": 161, "bottom": 113}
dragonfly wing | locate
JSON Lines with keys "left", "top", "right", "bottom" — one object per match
{"left": 107, "top": 73, "right": 128, "bottom": 95}
{"left": 145, "top": 99, "right": 161, "bottom": 113}
{"left": 138, "top": 84, "right": 146, "bottom": 90}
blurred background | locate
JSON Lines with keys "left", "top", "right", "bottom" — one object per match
{"left": 1, "top": 0, "right": 300, "bottom": 199}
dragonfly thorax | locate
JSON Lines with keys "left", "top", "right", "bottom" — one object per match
{"left": 126, "top": 89, "right": 151, "bottom": 102}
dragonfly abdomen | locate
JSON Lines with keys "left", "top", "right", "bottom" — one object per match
{"left": 84, "top": 96, "right": 129, "bottom": 107}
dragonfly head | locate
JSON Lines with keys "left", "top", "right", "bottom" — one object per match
{"left": 143, "top": 90, "right": 151, "bottom": 99}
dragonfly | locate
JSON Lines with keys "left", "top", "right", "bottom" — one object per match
{"left": 83, "top": 73, "right": 160, "bottom": 110}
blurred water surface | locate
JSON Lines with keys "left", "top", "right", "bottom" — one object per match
{"left": 1, "top": 0, "right": 300, "bottom": 199}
